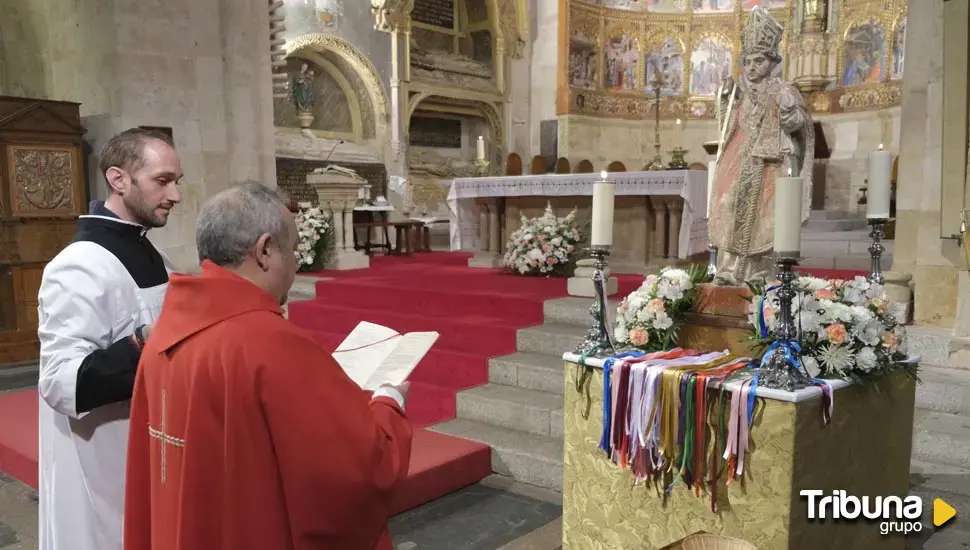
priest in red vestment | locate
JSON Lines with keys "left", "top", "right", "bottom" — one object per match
{"left": 124, "top": 181, "right": 413, "bottom": 550}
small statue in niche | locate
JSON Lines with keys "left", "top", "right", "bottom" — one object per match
{"left": 292, "top": 62, "right": 315, "bottom": 128}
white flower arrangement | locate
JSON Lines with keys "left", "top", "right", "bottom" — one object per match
{"left": 614, "top": 265, "right": 707, "bottom": 352}
{"left": 503, "top": 202, "right": 581, "bottom": 277}
{"left": 747, "top": 275, "right": 914, "bottom": 382}
{"left": 294, "top": 202, "right": 335, "bottom": 272}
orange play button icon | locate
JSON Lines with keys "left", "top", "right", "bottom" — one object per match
{"left": 934, "top": 498, "right": 957, "bottom": 527}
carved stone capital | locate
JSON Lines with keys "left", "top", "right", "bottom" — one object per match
{"left": 371, "top": 0, "right": 414, "bottom": 33}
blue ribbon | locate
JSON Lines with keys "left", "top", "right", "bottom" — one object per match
{"left": 600, "top": 351, "right": 644, "bottom": 455}
{"left": 757, "top": 284, "right": 782, "bottom": 340}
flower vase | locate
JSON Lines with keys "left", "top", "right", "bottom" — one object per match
{"left": 297, "top": 109, "right": 314, "bottom": 129}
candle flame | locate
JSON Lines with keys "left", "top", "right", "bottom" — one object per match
{"left": 787, "top": 167, "right": 792, "bottom": 177}
{"left": 879, "top": 143, "right": 883, "bottom": 150}
{"left": 478, "top": 136, "right": 483, "bottom": 141}
{"left": 676, "top": 118, "right": 682, "bottom": 125}
{"left": 600, "top": 171, "right": 608, "bottom": 179}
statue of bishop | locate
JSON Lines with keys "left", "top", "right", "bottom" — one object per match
{"left": 709, "top": 7, "right": 814, "bottom": 286}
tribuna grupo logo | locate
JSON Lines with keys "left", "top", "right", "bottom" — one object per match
{"left": 800, "top": 490, "right": 923, "bottom": 535}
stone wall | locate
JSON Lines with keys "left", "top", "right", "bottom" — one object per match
{"left": 0, "top": 0, "right": 277, "bottom": 271}
{"left": 556, "top": 109, "right": 900, "bottom": 214}
{"left": 892, "top": 0, "right": 961, "bottom": 329}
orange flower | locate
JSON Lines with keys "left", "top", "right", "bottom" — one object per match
{"left": 826, "top": 323, "right": 849, "bottom": 344}
{"left": 814, "top": 288, "right": 837, "bottom": 301}
{"left": 882, "top": 332, "right": 899, "bottom": 350}
{"left": 629, "top": 327, "right": 650, "bottom": 346}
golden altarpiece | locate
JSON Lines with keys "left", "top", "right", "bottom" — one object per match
{"left": 0, "top": 97, "right": 87, "bottom": 366}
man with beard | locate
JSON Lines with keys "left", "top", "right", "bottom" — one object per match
{"left": 37, "top": 127, "right": 182, "bottom": 550}
{"left": 708, "top": 7, "right": 814, "bottom": 285}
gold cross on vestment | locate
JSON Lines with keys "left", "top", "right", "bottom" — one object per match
{"left": 147, "top": 389, "right": 184, "bottom": 485}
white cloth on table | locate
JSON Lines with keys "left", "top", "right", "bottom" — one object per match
{"left": 446, "top": 170, "right": 709, "bottom": 259}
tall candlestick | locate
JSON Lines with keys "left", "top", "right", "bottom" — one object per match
{"left": 706, "top": 160, "right": 716, "bottom": 218}
{"left": 591, "top": 171, "right": 615, "bottom": 247}
{"left": 476, "top": 136, "right": 486, "bottom": 162}
{"left": 774, "top": 169, "right": 803, "bottom": 255}
{"left": 867, "top": 144, "right": 892, "bottom": 219}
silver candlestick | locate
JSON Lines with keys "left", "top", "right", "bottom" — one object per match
{"left": 706, "top": 244, "right": 718, "bottom": 282}
{"left": 574, "top": 245, "right": 616, "bottom": 358}
{"left": 867, "top": 218, "right": 890, "bottom": 285}
{"left": 759, "top": 253, "right": 811, "bottom": 392}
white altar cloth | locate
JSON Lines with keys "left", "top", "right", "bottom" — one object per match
{"left": 446, "top": 170, "right": 709, "bottom": 259}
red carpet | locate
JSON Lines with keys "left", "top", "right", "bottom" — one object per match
{"left": 0, "top": 253, "right": 867, "bottom": 510}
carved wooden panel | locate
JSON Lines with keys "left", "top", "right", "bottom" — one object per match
{"left": 0, "top": 96, "right": 86, "bottom": 366}
{"left": 6, "top": 145, "right": 82, "bottom": 216}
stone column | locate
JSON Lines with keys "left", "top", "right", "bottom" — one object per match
{"left": 478, "top": 200, "right": 490, "bottom": 252}
{"left": 342, "top": 203, "right": 355, "bottom": 251}
{"left": 666, "top": 198, "right": 684, "bottom": 260}
{"left": 371, "top": 1, "right": 414, "bottom": 157}
{"left": 649, "top": 197, "right": 667, "bottom": 261}
{"left": 469, "top": 198, "right": 505, "bottom": 268}
{"left": 488, "top": 199, "right": 501, "bottom": 254}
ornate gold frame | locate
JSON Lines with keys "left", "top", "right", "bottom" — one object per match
{"left": 560, "top": 0, "right": 906, "bottom": 119}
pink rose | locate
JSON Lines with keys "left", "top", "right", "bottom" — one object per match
{"left": 826, "top": 323, "right": 849, "bottom": 344}
{"left": 882, "top": 332, "right": 899, "bottom": 351}
{"left": 647, "top": 298, "right": 665, "bottom": 313}
{"left": 629, "top": 327, "right": 650, "bottom": 346}
{"left": 815, "top": 288, "right": 837, "bottom": 301}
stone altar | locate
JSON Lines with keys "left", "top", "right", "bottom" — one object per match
{"left": 448, "top": 170, "right": 709, "bottom": 274}
{"left": 307, "top": 167, "right": 371, "bottom": 271}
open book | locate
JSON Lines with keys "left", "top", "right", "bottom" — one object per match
{"left": 331, "top": 321, "right": 439, "bottom": 391}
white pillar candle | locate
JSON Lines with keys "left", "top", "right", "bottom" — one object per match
{"left": 706, "top": 160, "right": 716, "bottom": 218}
{"left": 675, "top": 118, "right": 685, "bottom": 149}
{"left": 774, "top": 170, "right": 803, "bottom": 255}
{"left": 476, "top": 136, "right": 486, "bottom": 161}
{"left": 867, "top": 144, "right": 893, "bottom": 219}
{"left": 591, "top": 171, "right": 615, "bottom": 247}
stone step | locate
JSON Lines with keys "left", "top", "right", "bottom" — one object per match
{"left": 456, "top": 383, "right": 564, "bottom": 437}
{"left": 906, "top": 327, "right": 970, "bottom": 370}
{"left": 489, "top": 352, "right": 567, "bottom": 395}
{"left": 905, "top": 485, "right": 970, "bottom": 549}
{"left": 430, "top": 418, "right": 564, "bottom": 492}
{"left": 543, "top": 297, "right": 620, "bottom": 328}
{"left": 910, "top": 458, "right": 970, "bottom": 497}
{"left": 912, "top": 409, "right": 970, "bottom": 470}
{"left": 800, "top": 254, "right": 888, "bottom": 271}
{"left": 805, "top": 217, "right": 868, "bottom": 232}
{"left": 516, "top": 323, "right": 589, "bottom": 357}
{"left": 808, "top": 210, "right": 856, "bottom": 220}
{"left": 802, "top": 229, "right": 870, "bottom": 241}
{"left": 0, "top": 363, "right": 37, "bottom": 393}
{"left": 801, "top": 236, "right": 894, "bottom": 257}
{"left": 914, "top": 365, "right": 970, "bottom": 417}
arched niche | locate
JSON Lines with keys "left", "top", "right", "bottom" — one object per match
{"left": 406, "top": 92, "right": 505, "bottom": 170}
{"left": 284, "top": 34, "right": 390, "bottom": 142}
{"left": 274, "top": 55, "right": 363, "bottom": 140}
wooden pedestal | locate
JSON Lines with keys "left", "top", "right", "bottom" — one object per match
{"left": 679, "top": 284, "right": 754, "bottom": 355}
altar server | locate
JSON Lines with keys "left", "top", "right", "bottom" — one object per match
{"left": 124, "top": 181, "right": 413, "bottom": 550}
{"left": 37, "top": 128, "right": 183, "bottom": 550}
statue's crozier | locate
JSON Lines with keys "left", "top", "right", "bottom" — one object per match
{"left": 709, "top": 7, "right": 814, "bottom": 285}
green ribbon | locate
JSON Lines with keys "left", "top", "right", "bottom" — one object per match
{"left": 574, "top": 344, "right": 605, "bottom": 421}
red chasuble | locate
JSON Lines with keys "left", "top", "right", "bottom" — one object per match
{"left": 124, "top": 261, "right": 412, "bottom": 550}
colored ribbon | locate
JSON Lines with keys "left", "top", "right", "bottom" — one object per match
{"left": 600, "top": 351, "right": 643, "bottom": 455}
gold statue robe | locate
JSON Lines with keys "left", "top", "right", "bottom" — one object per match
{"left": 709, "top": 78, "right": 815, "bottom": 284}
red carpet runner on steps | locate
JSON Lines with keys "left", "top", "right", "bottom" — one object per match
{"left": 0, "top": 253, "right": 866, "bottom": 513}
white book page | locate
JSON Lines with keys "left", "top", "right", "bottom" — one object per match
{"left": 332, "top": 322, "right": 401, "bottom": 388}
{"left": 362, "top": 331, "right": 439, "bottom": 390}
